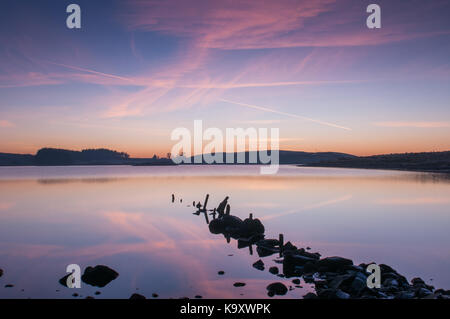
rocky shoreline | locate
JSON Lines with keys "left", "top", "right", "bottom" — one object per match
{"left": 192, "top": 194, "right": 450, "bottom": 299}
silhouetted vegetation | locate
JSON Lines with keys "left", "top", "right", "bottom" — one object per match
{"left": 34, "top": 148, "right": 130, "bottom": 165}
{"left": 306, "top": 151, "right": 450, "bottom": 172}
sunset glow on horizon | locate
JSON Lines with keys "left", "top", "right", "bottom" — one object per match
{"left": 1, "top": 0, "right": 449, "bottom": 157}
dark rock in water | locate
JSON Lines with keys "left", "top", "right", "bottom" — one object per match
{"left": 415, "top": 287, "right": 432, "bottom": 298}
{"left": 85, "top": 296, "right": 95, "bottom": 299}
{"left": 95, "top": 291, "right": 101, "bottom": 295}
{"left": 233, "top": 282, "right": 246, "bottom": 287}
{"left": 306, "top": 247, "right": 311, "bottom": 250}
{"left": 316, "top": 257, "right": 353, "bottom": 272}
{"left": 395, "top": 291, "right": 415, "bottom": 299}
{"left": 317, "top": 288, "right": 350, "bottom": 299}
{"left": 218, "top": 271, "right": 225, "bottom": 275}
{"left": 240, "top": 217, "right": 265, "bottom": 237}
{"left": 0, "top": 269, "right": 3, "bottom": 278}
{"left": 350, "top": 272, "right": 367, "bottom": 294}
{"left": 283, "top": 253, "right": 318, "bottom": 276}
{"left": 256, "top": 245, "right": 278, "bottom": 258}
{"left": 303, "top": 292, "right": 318, "bottom": 299}
{"left": 4, "top": 284, "right": 14, "bottom": 288}
{"left": 152, "top": 293, "right": 158, "bottom": 298}
{"left": 130, "top": 293, "right": 146, "bottom": 299}
{"left": 435, "top": 289, "right": 450, "bottom": 296}
{"left": 195, "top": 295, "right": 203, "bottom": 299}
{"left": 209, "top": 215, "right": 243, "bottom": 234}
{"left": 81, "top": 265, "right": 119, "bottom": 288}
{"left": 58, "top": 273, "right": 74, "bottom": 287}
{"left": 296, "top": 248, "right": 321, "bottom": 260}
{"left": 269, "top": 266, "right": 279, "bottom": 275}
{"left": 256, "top": 239, "right": 279, "bottom": 247}
{"left": 292, "top": 278, "right": 301, "bottom": 285}
{"left": 283, "top": 241, "right": 297, "bottom": 252}
{"left": 72, "top": 293, "right": 79, "bottom": 297}
{"left": 411, "top": 277, "right": 425, "bottom": 286}
{"left": 252, "top": 259, "right": 265, "bottom": 271}
{"left": 266, "top": 282, "right": 288, "bottom": 296}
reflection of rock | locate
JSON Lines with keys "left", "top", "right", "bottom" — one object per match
{"left": 81, "top": 265, "right": 119, "bottom": 288}
{"left": 266, "top": 282, "right": 288, "bottom": 296}
{"left": 129, "top": 293, "right": 146, "bottom": 299}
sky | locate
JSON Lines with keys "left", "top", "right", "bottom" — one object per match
{"left": 0, "top": 0, "right": 449, "bottom": 157}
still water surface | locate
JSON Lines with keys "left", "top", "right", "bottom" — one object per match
{"left": 0, "top": 165, "right": 449, "bottom": 298}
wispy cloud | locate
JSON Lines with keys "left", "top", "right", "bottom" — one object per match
{"left": 121, "top": 0, "right": 450, "bottom": 49}
{"left": 374, "top": 121, "right": 450, "bottom": 128}
{"left": 220, "top": 98, "right": 352, "bottom": 131}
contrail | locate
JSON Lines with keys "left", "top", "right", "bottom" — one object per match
{"left": 46, "top": 61, "right": 134, "bottom": 83}
{"left": 220, "top": 98, "right": 352, "bottom": 131}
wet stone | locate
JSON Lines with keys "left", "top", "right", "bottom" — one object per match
{"left": 266, "top": 282, "right": 288, "bottom": 296}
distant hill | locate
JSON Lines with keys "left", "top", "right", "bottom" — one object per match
{"left": 305, "top": 151, "right": 450, "bottom": 172}
{"left": 183, "top": 150, "right": 356, "bottom": 164}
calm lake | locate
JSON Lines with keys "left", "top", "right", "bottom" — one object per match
{"left": 0, "top": 165, "right": 449, "bottom": 299}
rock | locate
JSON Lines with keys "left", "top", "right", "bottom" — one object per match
{"left": 383, "top": 278, "right": 399, "bottom": 287}
{"left": 218, "top": 271, "right": 225, "bottom": 275}
{"left": 256, "top": 246, "right": 278, "bottom": 258}
{"left": 0, "top": 269, "right": 3, "bottom": 278}
{"left": 395, "top": 291, "right": 415, "bottom": 299}
{"left": 252, "top": 259, "right": 265, "bottom": 271}
{"left": 336, "top": 289, "right": 350, "bottom": 299}
{"left": 4, "top": 284, "right": 14, "bottom": 288}
{"left": 292, "top": 278, "right": 300, "bottom": 285}
{"left": 350, "top": 272, "right": 367, "bottom": 295}
{"left": 233, "top": 282, "right": 246, "bottom": 287}
{"left": 283, "top": 254, "right": 317, "bottom": 276}
{"left": 316, "top": 257, "right": 353, "bottom": 272}
{"left": 317, "top": 288, "right": 349, "bottom": 299}
{"left": 415, "top": 288, "right": 432, "bottom": 298}
{"left": 269, "top": 267, "right": 279, "bottom": 275}
{"left": 209, "top": 215, "right": 243, "bottom": 234}
{"left": 72, "top": 293, "right": 79, "bottom": 297}
{"left": 411, "top": 277, "right": 425, "bottom": 287}
{"left": 240, "top": 218, "right": 265, "bottom": 237}
{"left": 296, "top": 248, "right": 321, "bottom": 260}
{"left": 81, "top": 265, "right": 119, "bottom": 288}
{"left": 256, "top": 239, "right": 279, "bottom": 247}
{"left": 283, "top": 242, "right": 297, "bottom": 252}
{"left": 152, "top": 293, "right": 159, "bottom": 298}
{"left": 95, "top": 291, "right": 101, "bottom": 295}
{"left": 129, "top": 293, "right": 146, "bottom": 299}
{"left": 266, "top": 282, "right": 288, "bottom": 296}
{"left": 85, "top": 296, "right": 95, "bottom": 299}
{"left": 195, "top": 295, "right": 203, "bottom": 299}
{"left": 303, "top": 292, "right": 318, "bottom": 299}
